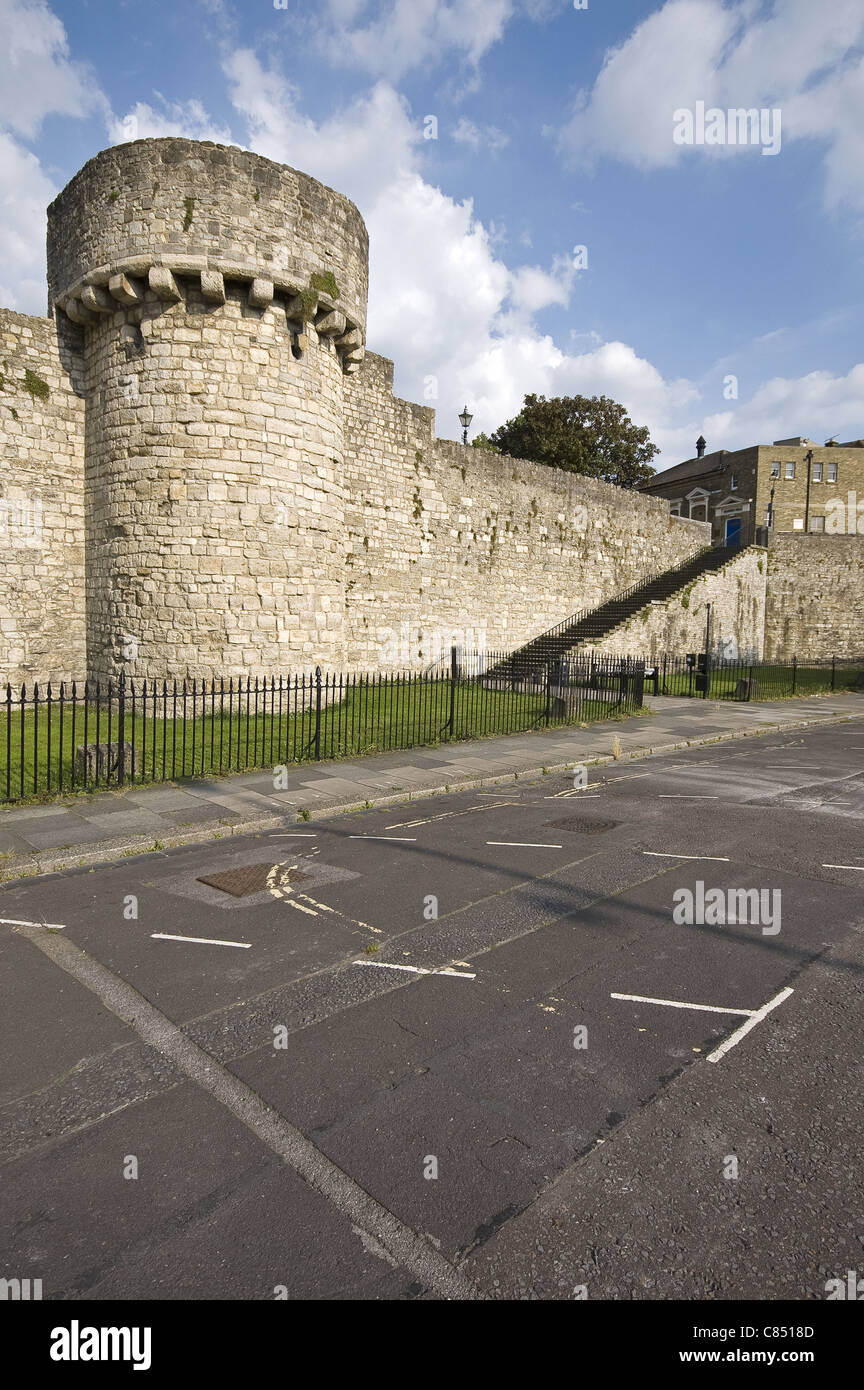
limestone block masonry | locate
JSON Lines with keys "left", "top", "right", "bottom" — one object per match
{"left": 764, "top": 535, "right": 864, "bottom": 660}
{"left": 0, "top": 137, "right": 836, "bottom": 686}
{"left": 0, "top": 310, "right": 85, "bottom": 685}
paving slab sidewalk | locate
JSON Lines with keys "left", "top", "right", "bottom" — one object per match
{"left": 0, "top": 693, "right": 861, "bottom": 885}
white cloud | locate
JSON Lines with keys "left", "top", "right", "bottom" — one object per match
{"left": 452, "top": 117, "right": 509, "bottom": 152}
{"left": 0, "top": 132, "right": 56, "bottom": 311}
{"left": 107, "top": 98, "right": 234, "bottom": 146}
{"left": 695, "top": 363, "right": 864, "bottom": 454}
{"left": 557, "top": 0, "right": 864, "bottom": 212}
{"left": 312, "top": 0, "right": 516, "bottom": 80}
{"left": 509, "top": 257, "right": 576, "bottom": 313}
{"left": 0, "top": 0, "right": 103, "bottom": 137}
{"left": 0, "top": 1, "right": 108, "bottom": 315}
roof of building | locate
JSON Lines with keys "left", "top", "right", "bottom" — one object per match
{"left": 641, "top": 450, "right": 730, "bottom": 490}
{"left": 643, "top": 433, "right": 864, "bottom": 494}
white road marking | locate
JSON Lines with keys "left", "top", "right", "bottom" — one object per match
{"left": 823, "top": 863, "right": 864, "bottom": 871}
{"left": 386, "top": 800, "right": 515, "bottom": 830}
{"left": 611, "top": 992, "right": 752, "bottom": 1017}
{"left": 603, "top": 773, "right": 652, "bottom": 783}
{"left": 354, "top": 959, "right": 475, "bottom": 979}
{"left": 545, "top": 787, "right": 598, "bottom": 799}
{"left": 706, "top": 988, "right": 794, "bottom": 1063}
{"left": 267, "top": 863, "right": 320, "bottom": 915}
{"left": 265, "top": 861, "right": 382, "bottom": 933}
{"left": 487, "top": 841, "right": 562, "bottom": 849}
{"left": 642, "top": 852, "right": 730, "bottom": 861}
{"left": 296, "top": 893, "right": 336, "bottom": 914}
{"left": 659, "top": 795, "right": 720, "bottom": 800}
{"left": 612, "top": 986, "right": 795, "bottom": 1063}
{"left": 544, "top": 793, "right": 601, "bottom": 799}
{"left": 282, "top": 897, "right": 320, "bottom": 916}
{"left": 151, "top": 933, "right": 251, "bottom": 948}
{"left": 349, "top": 835, "right": 417, "bottom": 842}
{"left": 0, "top": 916, "right": 65, "bottom": 930}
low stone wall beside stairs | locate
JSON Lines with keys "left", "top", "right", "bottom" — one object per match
{"left": 586, "top": 546, "right": 767, "bottom": 662}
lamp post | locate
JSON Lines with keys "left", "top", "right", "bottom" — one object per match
{"left": 702, "top": 601, "right": 712, "bottom": 699}
{"left": 458, "top": 406, "right": 473, "bottom": 446}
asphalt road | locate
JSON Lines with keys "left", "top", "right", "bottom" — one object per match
{"left": 2, "top": 718, "right": 863, "bottom": 1300}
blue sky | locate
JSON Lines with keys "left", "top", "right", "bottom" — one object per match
{"left": 2, "top": 0, "right": 864, "bottom": 464}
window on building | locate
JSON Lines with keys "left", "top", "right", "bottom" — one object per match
{"left": 811, "top": 461, "right": 823, "bottom": 481}
{"left": 730, "top": 474, "right": 738, "bottom": 489}
{"left": 810, "top": 515, "right": 825, "bottom": 532}
{"left": 669, "top": 501, "right": 681, "bottom": 516}
{"left": 827, "top": 462, "right": 838, "bottom": 483}
{"left": 785, "top": 461, "right": 796, "bottom": 479}
{"left": 770, "top": 460, "right": 781, "bottom": 477}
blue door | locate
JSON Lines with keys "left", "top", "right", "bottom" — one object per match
{"left": 725, "top": 517, "right": 743, "bottom": 548}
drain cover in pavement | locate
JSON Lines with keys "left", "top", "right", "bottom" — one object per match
{"left": 545, "top": 816, "right": 619, "bottom": 834}
{"left": 196, "top": 863, "right": 308, "bottom": 897}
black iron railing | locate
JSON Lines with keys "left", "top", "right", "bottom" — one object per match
{"left": 647, "top": 654, "right": 864, "bottom": 701}
{"left": 1, "top": 651, "right": 645, "bottom": 805}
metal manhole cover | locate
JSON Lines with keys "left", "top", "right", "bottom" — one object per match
{"left": 545, "top": 816, "right": 619, "bottom": 834}
{"left": 196, "top": 863, "right": 308, "bottom": 897}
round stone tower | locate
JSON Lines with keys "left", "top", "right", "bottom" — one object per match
{"left": 47, "top": 138, "right": 368, "bottom": 683}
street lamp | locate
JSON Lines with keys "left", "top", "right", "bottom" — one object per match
{"left": 458, "top": 406, "right": 473, "bottom": 445}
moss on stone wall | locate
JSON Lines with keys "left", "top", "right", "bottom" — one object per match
{"left": 310, "top": 270, "right": 340, "bottom": 300}
{"left": 23, "top": 369, "right": 50, "bottom": 402}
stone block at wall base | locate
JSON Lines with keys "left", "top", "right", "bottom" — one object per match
{"left": 75, "top": 741, "right": 142, "bottom": 783}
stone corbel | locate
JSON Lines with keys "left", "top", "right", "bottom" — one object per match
{"left": 248, "top": 277, "right": 274, "bottom": 309}
{"left": 109, "top": 273, "right": 145, "bottom": 307}
{"left": 148, "top": 266, "right": 182, "bottom": 302}
{"left": 336, "top": 327, "right": 363, "bottom": 351}
{"left": 64, "top": 297, "right": 97, "bottom": 326}
{"left": 315, "top": 309, "right": 347, "bottom": 337}
{"left": 200, "top": 269, "right": 226, "bottom": 304}
{"left": 80, "top": 284, "right": 115, "bottom": 314}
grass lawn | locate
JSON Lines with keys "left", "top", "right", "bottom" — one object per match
{"left": 0, "top": 676, "right": 630, "bottom": 804}
{"left": 659, "top": 663, "right": 863, "bottom": 700}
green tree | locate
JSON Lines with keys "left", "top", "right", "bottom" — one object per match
{"left": 470, "top": 431, "right": 499, "bottom": 451}
{"left": 488, "top": 393, "right": 658, "bottom": 488}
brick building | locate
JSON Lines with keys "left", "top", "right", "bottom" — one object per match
{"left": 641, "top": 435, "right": 864, "bottom": 543}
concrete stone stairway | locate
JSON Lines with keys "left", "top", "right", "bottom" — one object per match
{"left": 491, "top": 545, "right": 741, "bottom": 681}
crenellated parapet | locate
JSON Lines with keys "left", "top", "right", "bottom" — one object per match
{"left": 47, "top": 138, "right": 367, "bottom": 373}
{"left": 54, "top": 254, "right": 365, "bottom": 371}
